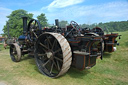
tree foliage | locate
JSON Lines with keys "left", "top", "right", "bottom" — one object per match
{"left": 59, "top": 20, "right": 69, "bottom": 28}
{"left": 80, "top": 21, "right": 128, "bottom": 32}
{"left": 37, "top": 13, "right": 48, "bottom": 28}
{"left": 97, "top": 21, "right": 128, "bottom": 32}
{"left": 3, "top": 9, "right": 33, "bottom": 37}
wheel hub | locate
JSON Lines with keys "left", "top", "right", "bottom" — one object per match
{"left": 46, "top": 52, "right": 53, "bottom": 58}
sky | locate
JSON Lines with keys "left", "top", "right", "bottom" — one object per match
{"left": 0, "top": 0, "right": 128, "bottom": 34}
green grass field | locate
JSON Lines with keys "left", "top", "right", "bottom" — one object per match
{"left": 0, "top": 31, "right": 128, "bottom": 85}
{"left": 0, "top": 44, "right": 4, "bottom": 51}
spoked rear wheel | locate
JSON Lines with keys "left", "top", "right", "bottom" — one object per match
{"left": 35, "top": 33, "right": 72, "bottom": 78}
{"left": 10, "top": 43, "right": 21, "bottom": 62}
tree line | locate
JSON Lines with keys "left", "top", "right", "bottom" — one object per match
{"left": 2, "top": 9, "right": 128, "bottom": 37}
{"left": 59, "top": 21, "right": 128, "bottom": 33}
{"left": 80, "top": 21, "right": 128, "bottom": 32}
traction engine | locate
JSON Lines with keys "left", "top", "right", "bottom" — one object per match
{"left": 9, "top": 17, "right": 104, "bottom": 78}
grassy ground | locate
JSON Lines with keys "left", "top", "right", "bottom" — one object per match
{"left": 0, "top": 31, "right": 128, "bottom": 85}
{"left": 0, "top": 44, "right": 4, "bottom": 51}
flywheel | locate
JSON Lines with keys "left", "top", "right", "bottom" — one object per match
{"left": 34, "top": 32, "right": 72, "bottom": 78}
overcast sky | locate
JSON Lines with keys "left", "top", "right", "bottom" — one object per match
{"left": 0, "top": 0, "right": 128, "bottom": 34}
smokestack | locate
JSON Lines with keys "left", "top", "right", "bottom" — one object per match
{"left": 22, "top": 17, "right": 27, "bottom": 34}
{"left": 55, "top": 19, "right": 59, "bottom": 27}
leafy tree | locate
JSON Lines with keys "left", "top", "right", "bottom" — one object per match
{"left": 80, "top": 20, "right": 128, "bottom": 32}
{"left": 97, "top": 21, "right": 128, "bottom": 32}
{"left": 37, "top": 13, "right": 48, "bottom": 28}
{"left": 79, "top": 24, "right": 90, "bottom": 28}
{"left": 59, "top": 20, "right": 69, "bottom": 28}
{"left": 2, "top": 9, "right": 33, "bottom": 37}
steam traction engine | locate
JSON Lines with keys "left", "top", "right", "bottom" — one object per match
{"left": 91, "top": 27, "right": 120, "bottom": 52}
{"left": 10, "top": 17, "right": 103, "bottom": 78}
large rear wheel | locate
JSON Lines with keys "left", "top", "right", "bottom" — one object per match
{"left": 35, "top": 33, "right": 72, "bottom": 78}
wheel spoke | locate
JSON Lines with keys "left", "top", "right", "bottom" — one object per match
{"left": 38, "top": 56, "right": 47, "bottom": 61}
{"left": 46, "top": 36, "right": 52, "bottom": 48}
{"left": 50, "top": 63, "right": 54, "bottom": 74}
{"left": 52, "top": 60, "right": 58, "bottom": 71}
{"left": 40, "top": 47, "right": 47, "bottom": 52}
{"left": 56, "top": 60, "right": 60, "bottom": 71}
{"left": 38, "top": 53, "right": 47, "bottom": 56}
{"left": 54, "top": 56, "right": 63, "bottom": 62}
{"left": 33, "top": 32, "right": 38, "bottom": 39}
{"left": 46, "top": 41, "right": 50, "bottom": 50}
{"left": 52, "top": 40, "right": 57, "bottom": 50}
{"left": 43, "top": 59, "right": 51, "bottom": 67}
{"left": 54, "top": 49, "right": 62, "bottom": 54}
{"left": 39, "top": 43, "right": 49, "bottom": 50}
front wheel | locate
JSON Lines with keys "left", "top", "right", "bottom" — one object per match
{"left": 34, "top": 33, "right": 72, "bottom": 78}
{"left": 10, "top": 43, "right": 21, "bottom": 62}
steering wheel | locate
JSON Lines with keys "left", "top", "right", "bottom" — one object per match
{"left": 70, "top": 21, "right": 81, "bottom": 35}
{"left": 27, "top": 19, "right": 41, "bottom": 41}
{"left": 92, "top": 27, "right": 104, "bottom": 36}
